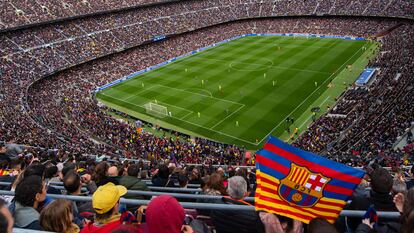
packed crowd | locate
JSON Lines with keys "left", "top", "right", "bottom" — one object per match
{"left": 1, "top": 0, "right": 413, "bottom": 30}
{"left": 0, "top": 144, "right": 414, "bottom": 233}
{"left": 1, "top": 0, "right": 414, "bottom": 82}
{"left": 1, "top": 2, "right": 414, "bottom": 233}
{"left": 0, "top": 0, "right": 413, "bottom": 180}
{"left": 293, "top": 22, "right": 414, "bottom": 167}
{"left": 23, "top": 21, "right": 252, "bottom": 164}
{"left": 5, "top": 17, "right": 407, "bottom": 167}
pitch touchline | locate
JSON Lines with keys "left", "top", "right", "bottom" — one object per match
{"left": 99, "top": 93, "right": 257, "bottom": 145}
{"left": 298, "top": 96, "right": 331, "bottom": 129}
{"left": 194, "top": 57, "right": 331, "bottom": 75}
{"left": 256, "top": 45, "right": 366, "bottom": 145}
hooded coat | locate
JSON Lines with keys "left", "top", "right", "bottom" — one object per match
{"left": 146, "top": 195, "right": 185, "bottom": 233}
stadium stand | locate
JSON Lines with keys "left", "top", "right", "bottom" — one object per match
{"left": 0, "top": 0, "right": 413, "bottom": 31}
{"left": 1, "top": 0, "right": 414, "bottom": 232}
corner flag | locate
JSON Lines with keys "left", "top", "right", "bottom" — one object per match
{"left": 255, "top": 136, "right": 364, "bottom": 224}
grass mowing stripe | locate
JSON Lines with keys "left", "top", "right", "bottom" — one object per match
{"left": 257, "top": 43, "right": 367, "bottom": 144}
{"left": 97, "top": 36, "right": 375, "bottom": 149}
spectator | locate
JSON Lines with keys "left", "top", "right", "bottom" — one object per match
{"left": 346, "top": 168, "right": 399, "bottom": 231}
{"left": 62, "top": 162, "right": 78, "bottom": 178}
{"left": 107, "top": 166, "right": 119, "bottom": 177}
{"left": 50, "top": 163, "right": 64, "bottom": 183}
{"left": 5, "top": 139, "right": 22, "bottom": 159}
{"left": 81, "top": 182, "right": 130, "bottom": 233}
{"left": 23, "top": 164, "right": 46, "bottom": 179}
{"left": 146, "top": 195, "right": 193, "bottom": 233}
{"left": 205, "top": 173, "right": 227, "bottom": 196}
{"left": 406, "top": 166, "right": 414, "bottom": 190}
{"left": 12, "top": 175, "right": 46, "bottom": 230}
{"left": 0, "top": 142, "right": 11, "bottom": 164}
{"left": 93, "top": 162, "right": 119, "bottom": 187}
{"left": 211, "top": 176, "right": 264, "bottom": 233}
{"left": 178, "top": 173, "right": 189, "bottom": 188}
{"left": 398, "top": 188, "right": 414, "bottom": 233}
{"left": 356, "top": 188, "right": 414, "bottom": 233}
{"left": 63, "top": 171, "right": 94, "bottom": 213}
{"left": 188, "top": 168, "right": 202, "bottom": 185}
{"left": 200, "top": 175, "right": 210, "bottom": 192}
{"left": 0, "top": 198, "right": 13, "bottom": 233}
{"left": 152, "top": 164, "right": 175, "bottom": 187}
{"left": 392, "top": 179, "right": 407, "bottom": 197}
{"left": 44, "top": 166, "right": 58, "bottom": 181}
{"left": 119, "top": 164, "right": 149, "bottom": 201}
{"left": 40, "top": 199, "right": 80, "bottom": 233}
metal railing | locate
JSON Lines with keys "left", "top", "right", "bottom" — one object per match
{"left": 0, "top": 182, "right": 242, "bottom": 201}
{"left": 48, "top": 181, "right": 201, "bottom": 188}
{"left": 0, "top": 190, "right": 400, "bottom": 218}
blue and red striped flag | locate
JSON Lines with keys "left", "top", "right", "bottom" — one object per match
{"left": 255, "top": 136, "right": 365, "bottom": 223}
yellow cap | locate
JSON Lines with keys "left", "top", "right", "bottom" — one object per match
{"left": 92, "top": 182, "right": 127, "bottom": 214}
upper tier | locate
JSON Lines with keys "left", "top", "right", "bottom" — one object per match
{"left": 1, "top": 0, "right": 413, "bottom": 31}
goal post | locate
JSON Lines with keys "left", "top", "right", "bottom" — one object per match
{"left": 144, "top": 102, "right": 168, "bottom": 118}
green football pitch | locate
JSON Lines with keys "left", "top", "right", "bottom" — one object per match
{"left": 96, "top": 36, "right": 378, "bottom": 149}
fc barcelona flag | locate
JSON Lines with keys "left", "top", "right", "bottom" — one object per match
{"left": 255, "top": 136, "right": 364, "bottom": 224}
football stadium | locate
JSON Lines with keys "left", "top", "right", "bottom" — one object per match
{"left": 0, "top": 1, "right": 413, "bottom": 233}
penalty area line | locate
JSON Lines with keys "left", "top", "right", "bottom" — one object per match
{"left": 99, "top": 93, "right": 258, "bottom": 146}
{"left": 210, "top": 104, "right": 245, "bottom": 130}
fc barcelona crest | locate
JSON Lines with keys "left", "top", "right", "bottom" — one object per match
{"left": 278, "top": 164, "right": 331, "bottom": 207}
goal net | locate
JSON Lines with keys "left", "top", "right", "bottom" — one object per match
{"left": 144, "top": 102, "right": 168, "bottom": 118}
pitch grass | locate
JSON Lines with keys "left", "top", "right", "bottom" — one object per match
{"left": 96, "top": 36, "right": 377, "bottom": 149}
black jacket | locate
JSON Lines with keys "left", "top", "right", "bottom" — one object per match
{"left": 355, "top": 221, "right": 401, "bottom": 233}
{"left": 346, "top": 190, "right": 399, "bottom": 231}
{"left": 151, "top": 175, "right": 175, "bottom": 187}
{"left": 95, "top": 176, "right": 119, "bottom": 187}
{"left": 211, "top": 197, "right": 264, "bottom": 233}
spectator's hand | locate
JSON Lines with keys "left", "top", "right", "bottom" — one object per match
{"left": 362, "top": 218, "right": 374, "bottom": 229}
{"left": 393, "top": 192, "right": 404, "bottom": 213}
{"left": 259, "top": 212, "right": 284, "bottom": 233}
{"left": 181, "top": 225, "right": 193, "bottom": 233}
{"left": 291, "top": 219, "right": 303, "bottom": 233}
{"left": 11, "top": 169, "right": 19, "bottom": 176}
{"left": 81, "top": 174, "right": 92, "bottom": 184}
{"left": 82, "top": 218, "right": 91, "bottom": 225}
